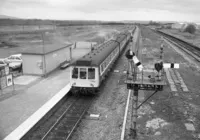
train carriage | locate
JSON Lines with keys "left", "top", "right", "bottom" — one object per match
{"left": 70, "top": 31, "right": 132, "bottom": 94}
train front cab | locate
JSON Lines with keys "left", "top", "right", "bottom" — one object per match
{"left": 70, "top": 66, "right": 99, "bottom": 93}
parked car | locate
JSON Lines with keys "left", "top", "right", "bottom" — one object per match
{"left": 4, "top": 54, "right": 22, "bottom": 71}
{"left": 60, "top": 60, "right": 70, "bottom": 70}
{"left": 0, "top": 59, "right": 7, "bottom": 67}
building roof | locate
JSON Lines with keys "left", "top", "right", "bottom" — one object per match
{"left": 22, "top": 43, "right": 72, "bottom": 55}
{"left": 71, "top": 32, "right": 130, "bottom": 67}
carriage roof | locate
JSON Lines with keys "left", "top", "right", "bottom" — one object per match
{"left": 71, "top": 32, "right": 130, "bottom": 67}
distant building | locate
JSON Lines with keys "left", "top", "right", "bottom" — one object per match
{"left": 171, "top": 22, "right": 186, "bottom": 29}
{"left": 22, "top": 43, "right": 72, "bottom": 76}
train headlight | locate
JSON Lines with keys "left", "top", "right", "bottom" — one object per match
{"left": 72, "top": 82, "right": 76, "bottom": 86}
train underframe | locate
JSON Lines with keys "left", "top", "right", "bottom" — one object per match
{"left": 71, "top": 86, "right": 99, "bottom": 95}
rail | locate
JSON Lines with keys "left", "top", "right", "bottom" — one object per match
{"left": 155, "top": 30, "right": 200, "bottom": 62}
{"left": 42, "top": 97, "right": 92, "bottom": 140}
{"left": 23, "top": 95, "right": 93, "bottom": 140}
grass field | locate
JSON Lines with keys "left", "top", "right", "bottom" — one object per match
{"left": 0, "top": 25, "right": 128, "bottom": 59}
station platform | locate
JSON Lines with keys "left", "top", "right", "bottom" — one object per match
{"left": 0, "top": 68, "right": 71, "bottom": 139}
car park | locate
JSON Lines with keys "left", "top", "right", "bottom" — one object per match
{"left": 4, "top": 54, "right": 22, "bottom": 71}
{"left": 0, "top": 59, "right": 7, "bottom": 67}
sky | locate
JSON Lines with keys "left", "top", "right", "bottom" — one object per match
{"left": 0, "top": 0, "right": 200, "bottom": 22}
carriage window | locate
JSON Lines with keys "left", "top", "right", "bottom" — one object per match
{"left": 105, "top": 58, "right": 107, "bottom": 64}
{"left": 101, "top": 65, "right": 103, "bottom": 72}
{"left": 112, "top": 52, "right": 114, "bottom": 57}
{"left": 104, "top": 61, "right": 107, "bottom": 67}
{"left": 80, "top": 68, "right": 87, "bottom": 79}
{"left": 72, "top": 68, "right": 78, "bottom": 79}
{"left": 88, "top": 68, "right": 95, "bottom": 79}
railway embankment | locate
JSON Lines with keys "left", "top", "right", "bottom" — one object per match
{"left": 160, "top": 29, "right": 200, "bottom": 49}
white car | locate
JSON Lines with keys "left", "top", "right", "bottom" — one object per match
{"left": 0, "top": 59, "right": 7, "bottom": 67}
{"left": 5, "top": 54, "right": 22, "bottom": 71}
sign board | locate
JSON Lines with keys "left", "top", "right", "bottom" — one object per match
{"left": 6, "top": 74, "right": 13, "bottom": 87}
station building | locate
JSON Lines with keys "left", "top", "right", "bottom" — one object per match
{"left": 22, "top": 43, "right": 72, "bottom": 76}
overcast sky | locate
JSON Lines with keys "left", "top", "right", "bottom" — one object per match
{"left": 0, "top": 0, "right": 200, "bottom": 22}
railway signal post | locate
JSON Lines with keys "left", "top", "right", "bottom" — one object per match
{"left": 125, "top": 49, "right": 166, "bottom": 139}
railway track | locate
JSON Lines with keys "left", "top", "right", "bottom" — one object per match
{"left": 22, "top": 95, "right": 94, "bottom": 140}
{"left": 155, "top": 30, "right": 200, "bottom": 62}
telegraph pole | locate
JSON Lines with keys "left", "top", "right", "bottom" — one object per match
{"left": 41, "top": 33, "right": 47, "bottom": 77}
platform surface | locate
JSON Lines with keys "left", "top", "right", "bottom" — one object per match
{"left": 0, "top": 68, "right": 71, "bottom": 139}
{"left": 14, "top": 75, "right": 40, "bottom": 85}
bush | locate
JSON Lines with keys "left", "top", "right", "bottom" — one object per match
{"left": 184, "top": 24, "right": 196, "bottom": 34}
{"left": 166, "top": 25, "right": 172, "bottom": 29}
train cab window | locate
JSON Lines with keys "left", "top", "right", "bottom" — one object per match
{"left": 88, "top": 68, "right": 95, "bottom": 79}
{"left": 72, "top": 68, "right": 78, "bottom": 79}
{"left": 80, "top": 68, "right": 87, "bottom": 79}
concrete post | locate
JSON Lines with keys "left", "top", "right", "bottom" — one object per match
{"left": 70, "top": 47, "right": 72, "bottom": 61}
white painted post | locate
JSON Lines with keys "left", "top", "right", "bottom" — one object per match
{"left": 121, "top": 90, "right": 131, "bottom": 140}
{"left": 131, "top": 85, "right": 138, "bottom": 139}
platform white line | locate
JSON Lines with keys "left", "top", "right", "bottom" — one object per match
{"left": 164, "top": 69, "right": 177, "bottom": 91}
{"left": 121, "top": 90, "right": 131, "bottom": 140}
{"left": 4, "top": 83, "right": 71, "bottom": 140}
{"left": 174, "top": 70, "right": 189, "bottom": 92}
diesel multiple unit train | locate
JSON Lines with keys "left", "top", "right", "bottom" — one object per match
{"left": 70, "top": 28, "right": 135, "bottom": 94}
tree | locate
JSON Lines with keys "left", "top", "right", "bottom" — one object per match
{"left": 184, "top": 24, "right": 196, "bottom": 34}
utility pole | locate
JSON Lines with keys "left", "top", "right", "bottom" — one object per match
{"left": 69, "top": 46, "right": 72, "bottom": 61}
{"left": 41, "top": 33, "right": 46, "bottom": 77}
